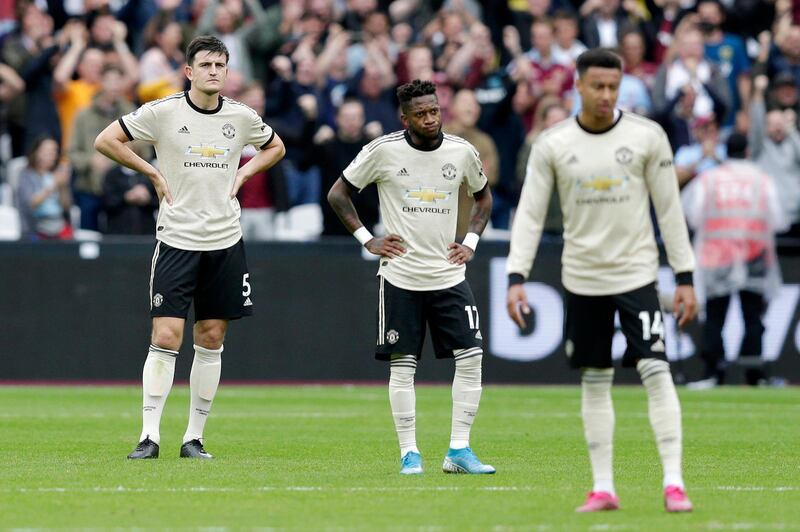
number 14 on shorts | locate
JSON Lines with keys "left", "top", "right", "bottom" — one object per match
{"left": 638, "top": 310, "right": 663, "bottom": 340}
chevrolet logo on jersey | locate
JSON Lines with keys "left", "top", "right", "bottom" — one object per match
{"left": 405, "top": 188, "right": 451, "bottom": 203}
{"left": 186, "top": 145, "right": 229, "bottom": 158}
{"left": 578, "top": 176, "right": 626, "bottom": 192}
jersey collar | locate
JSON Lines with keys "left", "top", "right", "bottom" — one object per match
{"left": 404, "top": 129, "right": 444, "bottom": 151}
{"left": 184, "top": 90, "right": 223, "bottom": 115}
{"left": 576, "top": 108, "right": 622, "bottom": 135}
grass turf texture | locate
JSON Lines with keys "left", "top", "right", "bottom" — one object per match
{"left": 1, "top": 385, "right": 799, "bottom": 530}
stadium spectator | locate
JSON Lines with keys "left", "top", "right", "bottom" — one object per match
{"left": 674, "top": 114, "right": 726, "bottom": 186}
{"left": 655, "top": 83, "right": 718, "bottom": 152}
{"left": 69, "top": 64, "right": 133, "bottom": 231}
{"left": 137, "top": 12, "right": 186, "bottom": 103}
{"left": 101, "top": 142, "right": 158, "bottom": 235}
{"left": 652, "top": 26, "right": 730, "bottom": 134}
{"left": 16, "top": 136, "right": 72, "bottom": 240}
{"left": 515, "top": 98, "right": 569, "bottom": 235}
{"left": 317, "top": 98, "right": 379, "bottom": 236}
{"left": 650, "top": 0, "right": 686, "bottom": 64}
{"left": 237, "top": 81, "right": 280, "bottom": 240}
{"left": 508, "top": 19, "right": 573, "bottom": 131}
{"left": 2, "top": 3, "right": 50, "bottom": 156}
{"left": 749, "top": 74, "right": 800, "bottom": 237}
{"left": 621, "top": 30, "right": 657, "bottom": 91}
{"left": 696, "top": 0, "right": 750, "bottom": 128}
{"left": 504, "top": 0, "right": 557, "bottom": 53}
{"left": 18, "top": 10, "right": 63, "bottom": 151}
{"left": 578, "top": 0, "right": 654, "bottom": 51}
{"left": 551, "top": 10, "right": 587, "bottom": 68}
{"left": 766, "top": 71, "right": 800, "bottom": 118}
{"left": 266, "top": 51, "right": 324, "bottom": 208}
{"left": 52, "top": 21, "right": 103, "bottom": 151}
{"left": 682, "top": 133, "right": 789, "bottom": 388}
{"left": 197, "top": 0, "right": 269, "bottom": 83}
{"left": 445, "top": 88, "right": 499, "bottom": 238}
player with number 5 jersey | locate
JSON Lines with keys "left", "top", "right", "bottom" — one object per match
{"left": 94, "top": 36, "right": 285, "bottom": 460}
{"left": 327, "top": 80, "right": 495, "bottom": 475}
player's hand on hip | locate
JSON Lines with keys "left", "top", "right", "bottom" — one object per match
{"left": 447, "top": 242, "right": 474, "bottom": 265}
{"left": 230, "top": 173, "right": 246, "bottom": 199}
{"left": 365, "top": 234, "right": 406, "bottom": 258}
{"left": 506, "top": 284, "right": 531, "bottom": 330}
{"left": 673, "top": 285, "right": 698, "bottom": 328}
{"left": 150, "top": 169, "right": 173, "bottom": 206}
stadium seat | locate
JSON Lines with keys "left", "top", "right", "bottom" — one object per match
{"left": 274, "top": 204, "right": 323, "bottom": 241}
{"left": 0, "top": 204, "right": 21, "bottom": 240}
{"left": 0, "top": 182, "right": 12, "bottom": 207}
{"left": 5, "top": 156, "right": 27, "bottom": 197}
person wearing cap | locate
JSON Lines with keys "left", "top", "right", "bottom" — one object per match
{"left": 681, "top": 133, "right": 789, "bottom": 388}
{"left": 674, "top": 113, "right": 726, "bottom": 186}
{"left": 767, "top": 71, "right": 800, "bottom": 124}
{"left": 750, "top": 74, "right": 800, "bottom": 236}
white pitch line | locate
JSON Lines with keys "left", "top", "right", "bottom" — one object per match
{"left": 715, "top": 486, "right": 800, "bottom": 492}
{"left": 4, "top": 486, "right": 539, "bottom": 494}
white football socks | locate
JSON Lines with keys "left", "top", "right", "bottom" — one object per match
{"left": 183, "top": 344, "right": 222, "bottom": 444}
{"left": 581, "top": 368, "right": 616, "bottom": 495}
{"left": 450, "top": 349, "right": 483, "bottom": 449}
{"left": 637, "top": 358, "right": 685, "bottom": 489}
{"left": 389, "top": 355, "right": 418, "bottom": 457}
{"left": 140, "top": 344, "right": 177, "bottom": 444}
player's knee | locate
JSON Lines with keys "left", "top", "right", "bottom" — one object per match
{"left": 194, "top": 325, "right": 226, "bottom": 350}
{"left": 636, "top": 358, "right": 671, "bottom": 382}
{"left": 581, "top": 367, "right": 614, "bottom": 382}
{"left": 454, "top": 352, "right": 482, "bottom": 387}
{"left": 151, "top": 330, "right": 181, "bottom": 352}
{"left": 389, "top": 356, "right": 416, "bottom": 388}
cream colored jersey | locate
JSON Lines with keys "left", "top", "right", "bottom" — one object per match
{"left": 120, "top": 91, "right": 274, "bottom": 251}
{"left": 507, "top": 111, "right": 695, "bottom": 295}
{"left": 343, "top": 131, "right": 488, "bottom": 291}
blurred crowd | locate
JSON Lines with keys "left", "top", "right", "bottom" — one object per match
{"left": 0, "top": 0, "right": 799, "bottom": 245}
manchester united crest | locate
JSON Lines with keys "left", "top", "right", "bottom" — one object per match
{"left": 222, "top": 123, "right": 236, "bottom": 139}
{"left": 615, "top": 147, "right": 633, "bottom": 165}
{"left": 442, "top": 163, "right": 457, "bottom": 180}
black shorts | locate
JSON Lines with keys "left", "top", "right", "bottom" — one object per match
{"left": 149, "top": 239, "right": 253, "bottom": 322}
{"left": 375, "top": 277, "right": 483, "bottom": 360}
{"left": 564, "top": 282, "right": 667, "bottom": 369}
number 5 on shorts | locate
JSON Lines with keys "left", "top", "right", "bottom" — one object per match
{"left": 242, "top": 273, "right": 251, "bottom": 297}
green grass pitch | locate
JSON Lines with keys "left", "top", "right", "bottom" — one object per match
{"left": 1, "top": 384, "right": 799, "bottom": 530}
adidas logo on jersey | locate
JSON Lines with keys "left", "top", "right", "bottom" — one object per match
{"left": 244, "top": 297, "right": 253, "bottom": 307}
{"left": 651, "top": 339, "right": 665, "bottom": 352}
{"left": 475, "top": 331, "right": 483, "bottom": 340}
{"left": 178, "top": 125, "right": 190, "bottom": 134}
{"left": 567, "top": 155, "right": 578, "bottom": 164}
{"left": 397, "top": 168, "right": 409, "bottom": 177}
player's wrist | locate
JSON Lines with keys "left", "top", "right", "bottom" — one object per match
{"left": 508, "top": 273, "right": 525, "bottom": 287}
{"left": 353, "top": 226, "right": 374, "bottom": 246}
{"left": 462, "top": 232, "right": 480, "bottom": 252}
{"left": 675, "top": 271, "right": 694, "bottom": 286}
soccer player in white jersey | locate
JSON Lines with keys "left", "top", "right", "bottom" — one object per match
{"left": 327, "top": 80, "right": 495, "bottom": 475}
{"left": 94, "top": 36, "right": 285, "bottom": 459}
{"left": 506, "top": 49, "right": 698, "bottom": 512}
